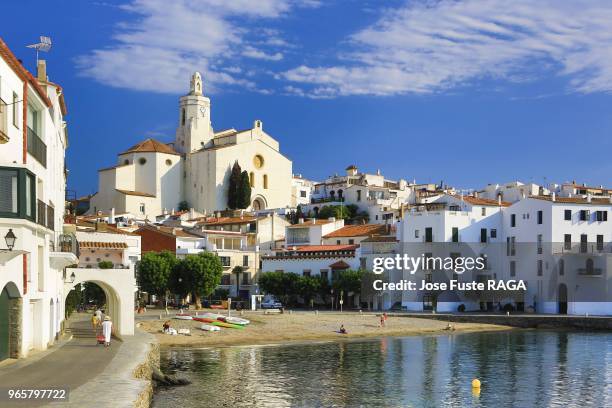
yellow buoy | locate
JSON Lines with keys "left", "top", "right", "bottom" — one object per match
{"left": 472, "top": 379, "right": 481, "bottom": 389}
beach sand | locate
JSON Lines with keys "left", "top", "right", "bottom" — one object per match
{"left": 138, "top": 310, "right": 512, "bottom": 347}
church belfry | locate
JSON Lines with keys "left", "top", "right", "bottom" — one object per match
{"left": 175, "top": 72, "right": 213, "bottom": 153}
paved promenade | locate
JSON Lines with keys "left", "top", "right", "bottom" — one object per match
{"left": 0, "top": 314, "right": 156, "bottom": 408}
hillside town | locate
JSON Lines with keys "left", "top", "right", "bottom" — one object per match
{"left": 1, "top": 36, "right": 611, "bottom": 368}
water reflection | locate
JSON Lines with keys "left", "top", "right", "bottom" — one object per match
{"left": 154, "top": 331, "right": 612, "bottom": 407}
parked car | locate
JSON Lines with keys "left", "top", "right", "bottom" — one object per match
{"left": 261, "top": 299, "right": 283, "bottom": 309}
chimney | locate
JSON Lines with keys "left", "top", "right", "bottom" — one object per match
{"left": 37, "top": 60, "right": 47, "bottom": 82}
{"left": 254, "top": 120, "right": 263, "bottom": 130}
{"left": 108, "top": 208, "right": 115, "bottom": 223}
{"left": 552, "top": 192, "right": 556, "bottom": 202}
{"left": 376, "top": 169, "right": 381, "bottom": 176}
{"left": 587, "top": 193, "right": 592, "bottom": 203}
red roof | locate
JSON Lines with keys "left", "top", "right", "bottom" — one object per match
{"left": 323, "top": 224, "right": 386, "bottom": 238}
{"left": 462, "top": 196, "right": 512, "bottom": 207}
{"left": 292, "top": 244, "right": 358, "bottom": 252}
{"left": 329, "top": 260, "right": 351, "bottom": 269}
{"left": 120, "top": 138, "right": 180, "bottom": 156}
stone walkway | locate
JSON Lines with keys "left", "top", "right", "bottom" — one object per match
{"left": 0, "top": 315, "right": 157, "bottom": 408}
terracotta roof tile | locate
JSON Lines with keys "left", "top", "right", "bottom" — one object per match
{"left": 329, "top": 260, "right": 351, "bottom": 269}
{"left": 287, "top": 219, "right": 333, "bottom": 228}
{"left": 120, "top": 138, "right": 180, "bottom": 156}
{"left": 531, "top": 195, "right": 612, "bottom": 205}
{"left": 462, "top": 196, "right": 512, "bottom": 207}
{"left": 292, "top": 244, "right": 358, "bottom": 252}
{"left": 323, "top": 224, "right": 386, "bottom": 238}
{"left": 196, "top": 216, "right": 258, "bottom": 226}
{"left": 361, "top": 236, "right": 398, "bottom": 243}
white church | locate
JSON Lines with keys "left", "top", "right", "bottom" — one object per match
{"left": 90, "top": 73, "right": 293, "bottom": 219}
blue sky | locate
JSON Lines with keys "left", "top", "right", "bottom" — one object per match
{"left": 3, "top": 0, "right": 612, "bottom": 196}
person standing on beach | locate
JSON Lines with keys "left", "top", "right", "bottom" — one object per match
{"left": 101, "top": 316, "right": 112, "bottom": 347}
{"left": 380, "top": 314, "right": 385, "bottom": 327}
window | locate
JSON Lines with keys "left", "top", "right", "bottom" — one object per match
{"left": 559, "top": 259, "right": 564, "bottom": 276}
{"left": 564, "top": 210, "right": 571, "bottom": 221}
{"left": 580, "top": 234, "right": 588, "bottom": 253}
{"left": 303, "top": 270, "right": 311, "bottom": 277}
{"left": 357, "top": 190, "right": 361, "bottom": 201}
{"left": 0, "top": 167, "right": 35, "bottom": 220}
{"left": 360, "top": 257, "right": 366, "bottom": 269}
{"left": 320, "top": 270, "right": 329, "bottom": 281}
{"left": 0, "top": 93, "right": 7, "bottom": 142}
{"left": 348, "top": 239, "right": 354, "bottom": 245}
{"left": 124, "top": 159, "right": 129, "bottom": 165}
{"left": 480, "top": 228, "right": 487, "bottom": 243}
{"left": 12, "top": 92, "right": 18, "bottom": 127}
{"left": 249, "top": 172, "right": 255, "bottom": 187}
{"left": 511, "top": 237, "right": 516, "bottom": 256}
{"left": 253, "top": 155, "right": 264, "bottom": 169}
{"left": 490, "top": 229, "right": 497, "bottom": 239}
{"left": 564, "top": 234, "right": 571, "bottom": 250}
{"left": 510, "top": 261, "right": 516, "bottom": 277}
{"left": 336, "top": 240, "right": 341, "bottom": 245}
{"left": 537, "top": 259, "right": 543, "bottom": 276}
{"left": 300, "top": 190, "right": 307, "bottom": 198}
{"left": 221, "top": 274, "right": 230, "bottom": 285}
{"left": 511, "top": 214, "right": 516, "bottom": 227}
{"left": 287, "top": 228, "right": 309, "bottom": 244}
{"left": 243, "top": 255, "right": 249, "bottom": 267}
{"left": 537, "top": 234, "right": 543, "bottom": 254}
{"left": 425, "top": 227, "right": 433, "bottom": 243}
{"left": 415, "top": 229, "right": 420, "bottom": 239}
{"left": 579, "top": 210, "right": 590, "bottom": 221}
{"left": 139, "top": 203, "right": 145, "bottom": 214}
{"left": 597, "top": 235, "right": 604, "bottom": 251}
{"left": 263, "top": 174, "right": 268, "bottom": 189}
{"left": 181, "top": 108, "right": 186, "bottom": 126}
{"left": 537, "top": 210, "right": 543, "bottom": 224}
{"left": 219, "top": 256, "right": 231, "bottom": 267}
{"left": 481, "top": 207, "right": 486, "bottom": 216}
{"left": 165, "top": 159, "right": 172, "bottom": 166}
{"left": 138, "top": 157, "right": 146, "bottom": 165}
{"left": 596, "top": 211, "right": 608, "bottom": 222}
{"left": 452, "top": 227, "right": 459, "bottom": 243}
{"left": 242, "top": 272, "right": 249, "bottom": 285}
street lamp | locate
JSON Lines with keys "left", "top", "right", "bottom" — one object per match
{"left": 69, "top": 271, "right": 76, "bottom": 283}
{"left": 4, "top": 229, "right": 16, "bottom": 250}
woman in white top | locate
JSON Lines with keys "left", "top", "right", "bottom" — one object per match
{"left": 101, "top": 316, "right": 112, "bottom": 347}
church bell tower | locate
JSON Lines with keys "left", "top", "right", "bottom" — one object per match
{"left": 175, "top": 72, "right": 213, "bottom": 153}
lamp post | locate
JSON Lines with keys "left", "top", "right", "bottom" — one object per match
{"left": 4, "top": 229, "right": 16, "bottom": 250}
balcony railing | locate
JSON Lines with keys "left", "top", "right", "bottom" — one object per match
{"left": 577, "top": 267, "right": 603, "bottom": 276}
{"left": 36, "top": 199, "right": 55, "bottom": 230}
{"left": 27, "top": 127, "right": 47, "bottom": 167}
{"left": 58, "top": 233, "right": 80, "bottom": 258}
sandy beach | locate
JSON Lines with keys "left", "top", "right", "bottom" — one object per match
{"left": 138, "top": 310, "right": 512, "bottom": 347}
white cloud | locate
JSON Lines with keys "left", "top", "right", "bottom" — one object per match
{"left": 282, "top": 0, "right": 612, "bottom": 97}
{"left": 77, "top": 0, "right": 311, "bottom": 94}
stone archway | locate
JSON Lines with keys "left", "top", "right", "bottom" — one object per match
{"left": 251, "top": 196, "right": 267, "bottom": 211}
{"left": 0, "top": 282, "right": 22, "bottom": 361}
{"left": 64, "top": 268, "right": 135, "bottom": 336}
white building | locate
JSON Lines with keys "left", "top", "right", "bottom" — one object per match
{"left": 90, "top": 72, "right": 293, "bottom": 220}
{"left": 291, "top": 174, "right": 315, "bottom": 207}
{"left": 0, "top": 39, "right": 76, "bottom": 361}
{"left": 479, "top": 181, "right": 549, "bottom": 203}
{"left": 305, "top": 165, "right": 414, "bottom": 224}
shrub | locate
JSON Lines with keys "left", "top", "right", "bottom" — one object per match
{"left": 457, "top": 304, "right": 466, "bottom": 312}
{"left": 98, "top": 261, "right": 114, "bottom": 269}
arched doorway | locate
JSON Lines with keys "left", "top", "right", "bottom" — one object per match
{"left": 64, "top": 268, "right": 135, "bottom": 336}
{"left": 558, "top": 283, "right": 568, "bottom": 315}
{"left": 0, "top": 282, "right": 22, "bottom": 361}
{"left": 338, "top": 189, "right": 343, "bottom": 200}
{"left": 251, "top": 196, "right": 266, "bottom": 211}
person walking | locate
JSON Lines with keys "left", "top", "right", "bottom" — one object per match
{"left": 101, "top": 316, "right": 113, "bottom": 347}
{"left": 91, "top": 311, "right": 100, "bottom": 330}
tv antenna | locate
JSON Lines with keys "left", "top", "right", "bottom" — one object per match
{"left": 26, "top": 36, "right": 52, "bottom": 64}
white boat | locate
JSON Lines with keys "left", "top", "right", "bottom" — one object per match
{"left": 200, "top": 324, "right": 220, "bottom": 332}
{"left": 197, "top": 312, "right": 224, "bottom": 320}
{"left": 223, "top": 316, "right": 250, "bottom": 326}
{"left": 174, "top": 314, "right": 193, "bottom": 320}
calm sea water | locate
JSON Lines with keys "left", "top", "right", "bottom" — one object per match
{"left": 153, "top": 331, "right": 612, "bottom": 407}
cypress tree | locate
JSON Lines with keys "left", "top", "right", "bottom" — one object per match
{"left": 238, "top": 170, "right": 252, "bottom": 209}
{"left": 227, "top": 161, "right": 242, "bottom": 209}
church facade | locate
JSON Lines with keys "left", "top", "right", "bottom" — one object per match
{"left": 89, "top": 73, "right": 292, "bottom": 219}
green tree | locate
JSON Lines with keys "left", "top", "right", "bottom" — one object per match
{"left": 231, "top": 266, "right": 244, "bottom": 298}
{"left": 298, "top": 275, "right": 321, "bottom": 307}
{"left": 138, "top": 251, "right": 177, "bottom": 313}
{"left": 332, "top": 269, "right": 363, "bottom": 296}
{"left": 172, "top": 252, "right": 223, "bottom": 309}
{"left": 317, "top": 205, "right": 350, "bottom": 220}
{"left": 178, "top": 200, "right": 189, "bottom": 212}
{"left": 238, "top": 170, "right": 252, "bottom": 209}
{"left": 360, "top": 270, "right": 379, "bottom": 310}
{"left": 259, "top": 271, "right": 300, "bottom": 305}
{"left": 227, "top": 161, "right": 242, "bottom": 209}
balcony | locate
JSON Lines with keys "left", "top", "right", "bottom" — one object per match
{"left": 36, "top": 200, "right": 55, "bottom": 230}
{"left": 50, "top": 233, "right": 79, "bottom": 269}
{"left": 577, "top": 267, "right": 603, "bottom": 277}
{"left": 27, "top": 127, "right": 47, "bottom": 167}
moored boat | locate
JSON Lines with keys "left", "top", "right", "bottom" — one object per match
{"left": 174, "top": 314, "right": 193, "bottom": 320}
{"left": 200, "top": 324, "right": 220, "bottom": 332}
